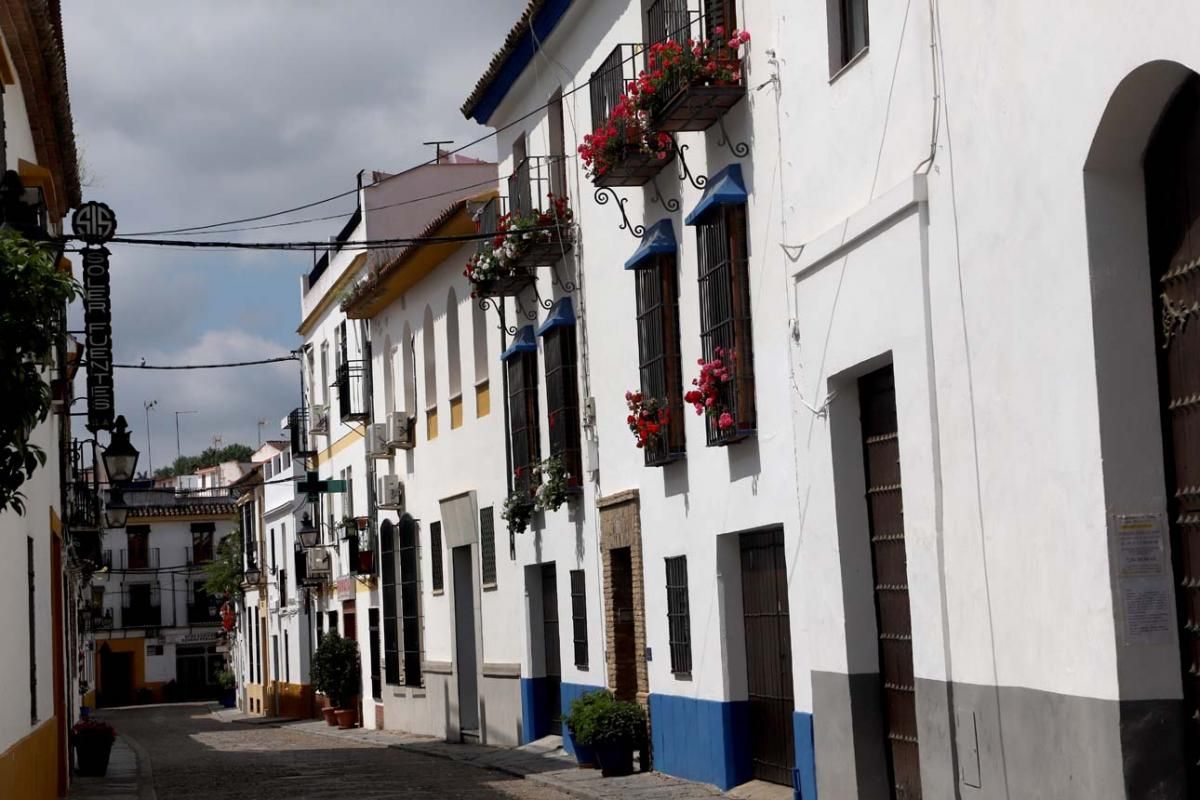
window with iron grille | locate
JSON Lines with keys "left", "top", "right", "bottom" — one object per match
{"left": 430, "top": 521, "right": 444, "bottom": 594}
{"left": 191, "top": 524, "right": 214, "bottom": 563}
{"left": 696, "top": 204, "right": 755, "bottom": 444}
{"left": 635, "top": 254, "right": 686, "bottom": 464}
{"left": 543, "top": 326, "right": 582, "bottom": 486}
{"left": 569, "top": 569, "right": 588, "bottom": 668}
{"left": 665, "top": 555, "right": 692, "bottom": 674}
{"left": 27, "top": 536, "right": 36, "bottom": 724}
{"left": 368, "top": 608, "right": 382, "bottom": 701}
{"left": 507, "top": 350, "right": 541, "bottom": 494}
{"left": 398, "top": 515, "right": 424, "bottom": 687}
{"left": 480, "top": 506, "right": 497, "bottom": 588}
{"left": 829, "top": 0, "right": 869, "bottom": 74}
{"left": 381, "top": 519, "right": 400, "bottom": 685}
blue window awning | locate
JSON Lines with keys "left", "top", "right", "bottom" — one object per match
{"left": 501, "top": 325, "right": 537, "bottom": 362}
{"left": 537, "top": 297, "right": 576, "bottom": 335}
{"left": 624, "top": 219, "right": 678, "bottom": 270}
{"left": 685, "top": 163, "right": 748, "bottom": 226}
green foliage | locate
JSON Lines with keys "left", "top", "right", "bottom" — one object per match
{"left": 568, "top": 690, "right": 648, "bottom": 747}
{"left": 204, "top": 528, "right": 243, "bottom": 599}
{"left": 155, "top": 443, "right": 255, "bottom": 479}
{"left": 216, "top": 669, "right": 236, "bottom": 690}
{"left": 311, "top": 632, "right": 360, "bottom": 708}
{"left": 0, "top": 230, "right": 79, "bottom": 515}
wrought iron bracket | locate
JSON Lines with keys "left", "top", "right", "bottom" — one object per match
{"left": 716, "top": 117, "right": 750, "bottom": 159}
{"left": 649, "top": 178, "right": 680, "bottom": 213}
{"left": 550, "top": 261, "right": 578, "bottom": 294}
{"left": 529, "top": 287, "right": 553, "bottom": 314}
{"left": 594, "top": 186, "right": 644, "bottom": 240}
{"left": 675, "top": 140, "right": 708, "bottom": 191}
{"left": 478, "top": 297, "right": 518, "bottom": 336}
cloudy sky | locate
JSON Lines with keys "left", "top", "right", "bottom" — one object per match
{"left": 62, "top": 0, "right": 525, "bottom": 471}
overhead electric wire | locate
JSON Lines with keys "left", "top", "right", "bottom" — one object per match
{"left": 69, "top": 223, "right": 566, "bottom": 252}
{"left": 117, "top": 29, "right": 663, "bottom": 238}
{"left": 114, "top": 355, "right": 298, "bottom": 370}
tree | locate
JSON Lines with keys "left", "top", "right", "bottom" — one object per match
{"left": 155, "top": 443, "right": 255, "bottom": 479}
{"left": 0, "top": 231, "right": 81, "bottom": 514}
{"left": 204, "top": 528, "right": 243, "bottom": 599}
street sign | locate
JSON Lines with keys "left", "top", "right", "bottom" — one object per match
{"left": 297, "top": 470, "right": 346, "bottom": 502}
{"left": 75, "top": 202, "right": 118, "bottom": 432}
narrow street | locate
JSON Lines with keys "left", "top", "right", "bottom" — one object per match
{"left": 98, "top": 704, "right": 571, "bottom": 800}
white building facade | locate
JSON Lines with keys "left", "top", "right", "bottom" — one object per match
{"left": 457, "top": 0, "right": 1200, "bottom": 797}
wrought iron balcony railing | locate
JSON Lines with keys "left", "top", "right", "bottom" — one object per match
{"left": 121, "top": 548, "right": 160, "bottom": 571}
{"left": 471, "top": 196, "right": 536, "bottom": 299}
{"left": 289, "top": 407, "right": 317, "bottom": 457}
{"left": 336, "top": 360, "right": 368, "bottom": 422}
{"left": 187, "top": 602, "right": 221, "bottom": 625}
{"left": 645, "top": 0, "right": 746, "bottom": 133}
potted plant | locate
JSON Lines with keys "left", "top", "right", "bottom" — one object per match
{"left": 216, "top": 669, "right": 237, "bottom": 708}
{"left": 311, "top": 631, "right": 360, "bottom": 729}
{"left": 535, "top": 455, "right": 576, "bottom": 513}
{"left": 565, "top": 690, "right": 611, "bottom": 768}
{"left": 72, "top": 718, "right": 116, "bottom": 777}
{"left": 575, "top": 695, "right": 646, "bottom": 777}
{"left": 625, "top": 391, "right": 670, "bottom": 450}
{"left": 502, "top": 481, "right": 537, "bottom": 535}
{"left": 684, "top": 348, "right": 737, "bottom": 432}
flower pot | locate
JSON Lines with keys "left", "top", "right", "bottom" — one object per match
{"left": 594, "top": 742, "right": 634, "bottom": 777}
{"left": 566, "top": 727, "right": 597, "bottom": 768}
{"left": 322, "top": 706, "right": 338, "bottom": 726}
{"left": 219, "top": 688, "right": 236, "bottom": 708}
{"left": 335, "top": 708, "right": 357, "bottom": 729}
{"left": 73, "top": 738, "right": 114, "bottom": 777}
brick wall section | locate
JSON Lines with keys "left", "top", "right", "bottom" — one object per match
{"left": 597, "top": 489, "right": 648, "bottom": 707}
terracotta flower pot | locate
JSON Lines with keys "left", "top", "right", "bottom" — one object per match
{"left": 322, "top": 706, "right": 338, "bottom": 726}
{"left": 335, "top": 708, "right": 356, "bottom": 729}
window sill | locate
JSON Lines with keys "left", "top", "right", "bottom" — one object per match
{"left": 671, "top": 671, "right": 693, "bottom": 682}
{"left": 829, "top": 47, "right": 869, "bottom": 84}
{"left": 431, "top": 589, "right": 444, "bottom": 597}
{"left": 706, "top": 428, "right": 756, "bottom": 448}
{"left": 482, "top": 582, "right": 498, "bottom": 592}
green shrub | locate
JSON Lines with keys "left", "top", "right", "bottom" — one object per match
{"left": 566, "top": 689, "right": 612, "bottom": 743}
{"left": 216, "top": 669, "right": 236, "bottom": 691}
{"left": 311, "top": 632, "right": 360, "bottom": 708}
{"left": 568, "top": 691, "right": 646, "bottom": 747}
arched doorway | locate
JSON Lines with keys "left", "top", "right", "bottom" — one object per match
{"left": 1085, "top": 60, "right": 1200, "bottom": 795}
{"left": 1145, "top": 73, "right": 1200, "bottom": 785}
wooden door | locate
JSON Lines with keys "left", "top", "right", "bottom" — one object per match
{"left": 859, "top": 365, "right": 921, "bottom": 798}
{"left": 1145, "top": 74, "right": 1200, "bottom": 786}
{"left": 610, "top": 548, "right": 639, "bottom": 701}
{"left": 541, "top": 563, "right": 562, "bottom": 724}
{"left": 740, "top": 528, "right": 796, "bottom": 786}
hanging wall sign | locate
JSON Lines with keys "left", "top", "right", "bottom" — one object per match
{"left": 72, "top": 201, "right": 118, "bottom": 432}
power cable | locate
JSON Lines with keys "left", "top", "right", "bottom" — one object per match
{"left": 65, "top": 222, "right": 565, "bottom": 252}
{"left": 114, "top": 355, "right": 298, "bottom": 370}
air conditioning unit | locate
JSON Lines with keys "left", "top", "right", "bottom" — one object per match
{"left": 387, "top": 411, "right": 416, "bottom": 450}
{"left": 366, "top": 423, "right": 391, "bottom": 458}
{"left": 376, "top": 474, "right": 405, "bottom": 512}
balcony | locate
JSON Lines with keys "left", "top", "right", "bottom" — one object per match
{"left": 467, "top": 196, "right": 537, "bottom": 299}
{"left": 336, "top": 360, "right": 368, "bottom": 421}
{"left": 644, "top": 0, "right": 746, "bottom": 133}
{"left": 288, "top": 407, "right": 318, "bottom": 457}
{"left": 89, "top": 609, "right": 114, "bottom": 632}
{"left": 121, "top": 548, "right": 160, "bottom": 571}
{"left": 187, "top": 602, "right": 221, "bottom": 626}
{"left": 587, "top": 43, "right": 675, "bottom": 188}
{"left": 504, "top": 156, "right": 575, "bottom": 268}
{"left": 121, "top": 604, "right": 161, "bottom": 628}
{"left": 67, "top": 479, "right": 100, "bottom": 531}
{"left": 299, "top": 547, "right": 332, "bottom": 586}
{"left": 310, "top": 403, "right": 330, "bottom": 436}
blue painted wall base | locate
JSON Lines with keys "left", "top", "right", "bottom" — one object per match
{"left": 648, "top": 694, "right": 752, "bottom": 790}
{"left": 793, "top": 711, "right": 817, "bottom": 799}
{"left": 519, "top": 678, "right": 549, "bottom": 744}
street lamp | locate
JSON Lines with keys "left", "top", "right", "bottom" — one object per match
{"left": 104, "top": 487, "right": 129, "bottom": 530}
{"left": 102, "top": 415, "right": 139, "bottom": 483}
{"left": 296, "top": 512, "right": 320, "bottom": 548}
{"left": 243, "top": 563, "right": 262, "bottom": 585}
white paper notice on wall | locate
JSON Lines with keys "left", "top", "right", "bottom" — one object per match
{"left": 1116, "top": 513, "right": 1172, "bottom": 646}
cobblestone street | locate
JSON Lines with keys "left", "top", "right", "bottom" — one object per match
{"left": 97, "top": 704, "right": 573, "bottom": 800}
